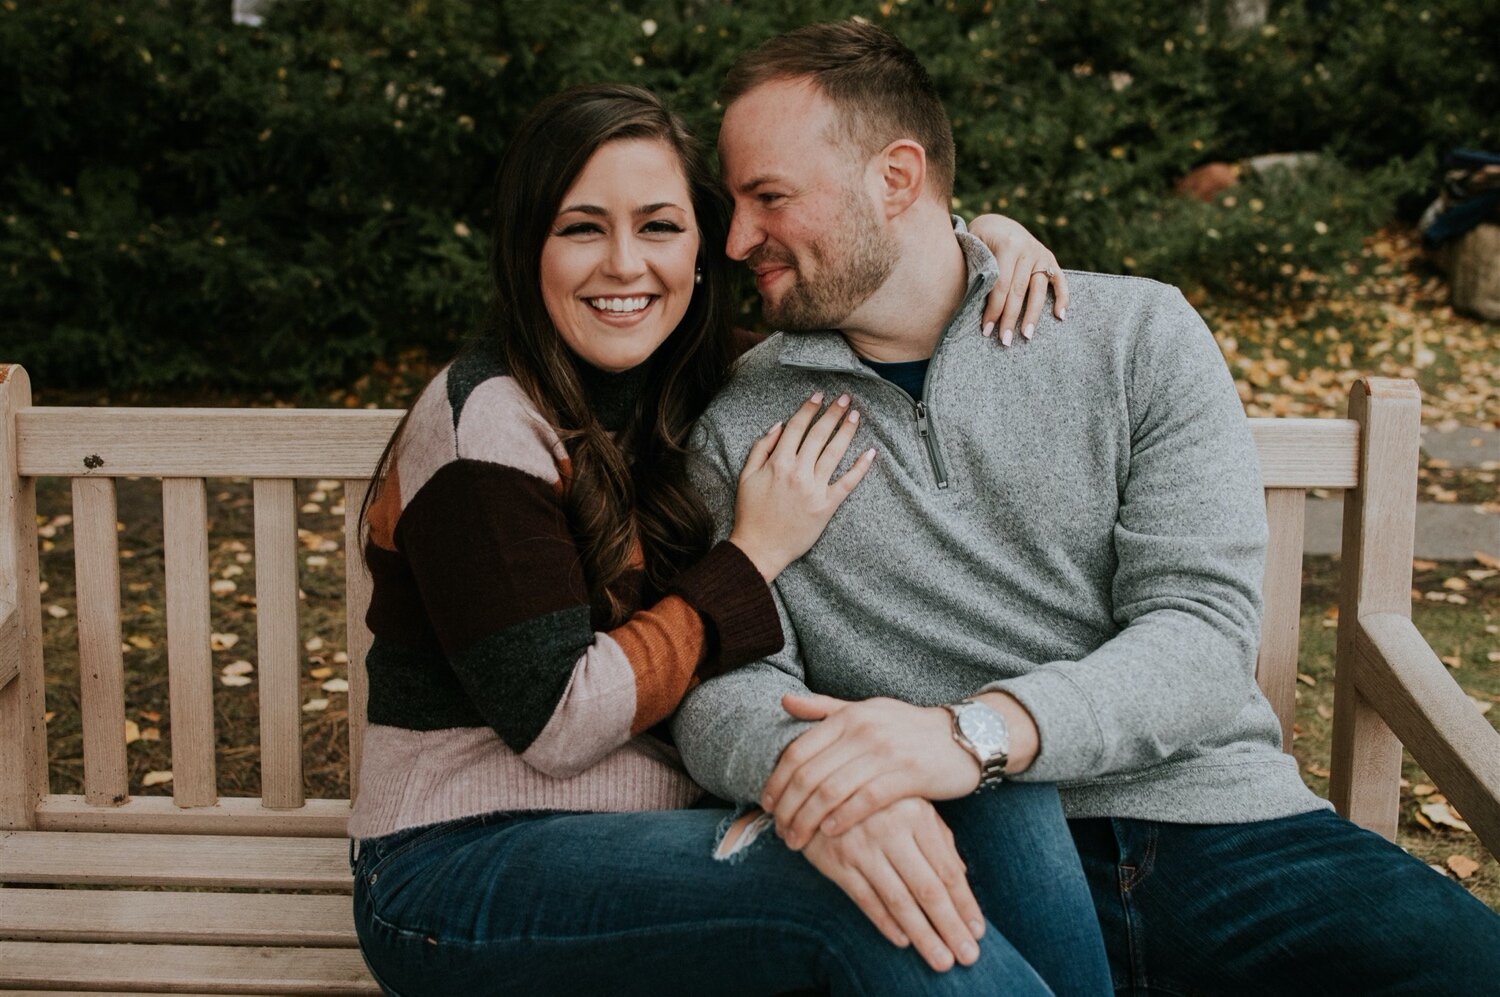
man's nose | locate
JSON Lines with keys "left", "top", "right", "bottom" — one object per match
{"left": 724, "top": 207, "right": 762, "bottom": 262}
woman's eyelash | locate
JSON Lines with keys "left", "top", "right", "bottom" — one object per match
{"left": 556, "top": 222, "right": 602, "bottom": 236}
{"left": 643, "top": 220, "right": 684, "bottom": 233}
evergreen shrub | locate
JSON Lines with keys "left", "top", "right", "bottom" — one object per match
{"left": 2, "top": 0, "right": 1494, "bottom": 391}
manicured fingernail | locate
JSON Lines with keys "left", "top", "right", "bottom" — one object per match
{"left": 960, "top": 942, "right": 979, "bottom": 962}
{"left": 810, "top": 390, "right": 824, "bottom": 404}
{"left": 969, "top": 919, "right": 985, "bottom": 937}
{"left": 894, "top": 932, "right": 909, "bottom": 947}
{"left": 864, "top": 447, "right": 877, "bottom": 460}
{"left": 981, "top": 321, "right": 995, "bottom": 338}
{"left": 1001, "top": 327, "right": 1013, "bottom": 346}
{"left": 766, "top": 421, "right": 781, "bottom": 435}
{"left": 1058, "top": 307, "right": 1067, "bottom": 321}
{"left": 1023, "top": 323, "right": 1035, "bottom": 340}
{"left": 847, "top": 409, "right": 860, "bottom": 424}
{"left": 836, "top": 393, "right": 850, "bottom": 407}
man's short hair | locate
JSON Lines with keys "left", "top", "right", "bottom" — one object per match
{"left": 721, "top": 20, "right": 956, "bottom": 200}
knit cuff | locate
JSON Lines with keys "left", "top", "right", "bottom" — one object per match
{"left": 669, "top": 540, "right": 783, "bottom": 678}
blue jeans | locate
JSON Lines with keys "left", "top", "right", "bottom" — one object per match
{"left": 1069, "top": 808, "right": 1500, "bottom": 995}
{"left": 350, "top": 783, "right": 1111, "bottom": 996}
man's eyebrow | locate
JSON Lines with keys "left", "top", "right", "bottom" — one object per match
{"left": 734, "top": 175, "right": 784, "bottom": 195}
{"left": 556, "top": 201, "right": 685, "bottom": 216}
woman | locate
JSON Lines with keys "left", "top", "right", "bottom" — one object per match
{"left": 348, "top": 83, "right": 1096, "bottom": 995}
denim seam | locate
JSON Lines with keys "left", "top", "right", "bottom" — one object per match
{"left": 364, "top": 910, "right": 875, "bottom": 995}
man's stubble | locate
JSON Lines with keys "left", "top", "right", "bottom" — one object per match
{"left": 756, "top": 182, "right": 898, "bottom": 332}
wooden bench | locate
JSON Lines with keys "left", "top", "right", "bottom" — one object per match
{"left": 0, "top": 363, "right": 1496, "bottom": 994}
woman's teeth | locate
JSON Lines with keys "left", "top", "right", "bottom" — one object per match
{"left": 588, "top": 296, "right": 652, "bottom": 313}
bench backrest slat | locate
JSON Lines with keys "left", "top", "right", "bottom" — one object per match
{"left": 343, "top": 479, "right": 374, "bottom": 804}
{"left": 1249, "top": 419, "right": 1359, "bottom": 488}
{"left": 1256, "top": 488, "right": 1309, "bottom": 750}
{"left": 17, "top": 408, "right": 403, "bottom": 478}
{"left": 161, "top": 478, "right": 218, "bottom": 807}
{"left": 71, "top": 476, "right": 129, "bottom": 806}
{"left": 254, "top": 479, "right": 305, "bottom": 809}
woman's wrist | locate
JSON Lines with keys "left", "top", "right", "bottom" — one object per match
{"left": 727, "top": 533, "right": 783, "bottom": 584}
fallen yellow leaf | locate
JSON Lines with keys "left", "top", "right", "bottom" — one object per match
{"left": 1420, "top": 801, "right": 1472, "bottom": 833}
{"left": 302, "top": 698, "right": 330, "bottom": 713}
{"left": 141, "top": 770, "right": 173, "bottom": 787}
{"left": 1446, "top": 855, "right": 1480, "bottom": 880}
{"left": 1296, "top": 673, "right": 1316, "bottom": 687}
{"left": 309, "top": 666, "right": 334, "bottom": 680}
{"left": 210, "top": 633, "right": 239, "bottom": 651}
{"left": 126, "top": 634, "right": 154, "bottom": 650}
{"left": 1412, "top": 783, "right": 1436, "bottom": 797}
{"left": 124, "top": 720, "right": 141, "bottom": 744}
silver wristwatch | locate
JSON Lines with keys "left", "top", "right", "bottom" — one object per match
{"left": 943, "top": 700, "right": 1009, "bottom": 789}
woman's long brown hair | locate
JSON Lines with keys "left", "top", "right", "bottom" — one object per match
{"left": 361, "top": 84, "right": 737, "bottom": 626}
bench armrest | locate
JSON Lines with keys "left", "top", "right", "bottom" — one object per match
{"left": 1353, "top": 612, "right": 1500, "bottom": 856}
{"left": 0, "top": 599, "right": 18, "bottom": 692}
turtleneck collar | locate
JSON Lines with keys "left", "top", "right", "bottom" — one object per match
{"left": 571, "top": 353, "right": 652, "bottom": 434}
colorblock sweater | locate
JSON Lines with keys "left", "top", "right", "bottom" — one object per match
{"left": 346, "top": 343, "right": 783, "bottom": 839}
{"left": 672, "top": 222, "right": 1327, "bottom": 826}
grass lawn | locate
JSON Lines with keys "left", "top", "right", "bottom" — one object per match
{"left": 21, "top": 226, "right": 1500, "bottom": 911}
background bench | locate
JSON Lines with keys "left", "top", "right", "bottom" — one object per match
{"left": 1, "top": 363, "right": 1496, "bottom": 994}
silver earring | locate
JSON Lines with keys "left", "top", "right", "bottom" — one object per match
{"left": 694, "top": 268, "right": 703, "bottom": 285}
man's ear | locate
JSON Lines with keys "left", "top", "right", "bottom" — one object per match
{"left": 875, "top": 139, "right": 928, "bottom": 219}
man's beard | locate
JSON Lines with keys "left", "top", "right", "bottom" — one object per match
{"left": 754, "top": 186, "right": 898, "bottom": 331}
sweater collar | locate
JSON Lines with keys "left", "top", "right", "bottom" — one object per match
{"left": 571, "top": 354, "right": 650, "bottom": 433}
{"left": 776, "top": 216, "right": 1000, "bottom": 373}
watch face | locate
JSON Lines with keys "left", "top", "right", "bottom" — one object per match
{"left": 958, "top": 704, "right": 1008, "bottom": 756}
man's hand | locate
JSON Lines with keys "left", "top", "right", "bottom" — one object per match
{"left": 764, "top": 691, "right": 1042, "bottom": 848}
{"left": 763, "top": 694, "right": 979, "bottom": 850}
{"left": 801, "top": 797, "right": 985, "bottom": 973}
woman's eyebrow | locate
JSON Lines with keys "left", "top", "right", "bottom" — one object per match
{"left": 556, "top": 202, "right": 684, "bottom": 217}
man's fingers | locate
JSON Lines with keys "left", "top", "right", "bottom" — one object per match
{"left": 913, "top": 816, "right": 986, "bottom": 943}
{"left": 772, "top": 744, "right": 861, "bottom": 848}
{"left": 781, "top": 757, "right": 874, "bottom": 849}
{"left": 888, "top": 833, "right": 980, "bottom": 969}
{"left": 820, "top": 775, "right": 904, "bottom": 837}
{"left": 762, "top": 720, "right": 843, "bottom": 809}
{"left": 833, "top": 866, "right": 910, "bottom": 949}
{"left": 780, "top": 692, "right": 848, "bottom": 720}
{"left": 865, "top": 851, "right": 958, "bottom": 972}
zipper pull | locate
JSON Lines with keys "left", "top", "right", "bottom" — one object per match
{"left": 915, "top": 401, "right": 930, "bottom": 437}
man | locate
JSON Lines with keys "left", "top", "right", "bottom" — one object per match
{"left": 674, "top": 20, "right": 1500, "bottom": 994}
